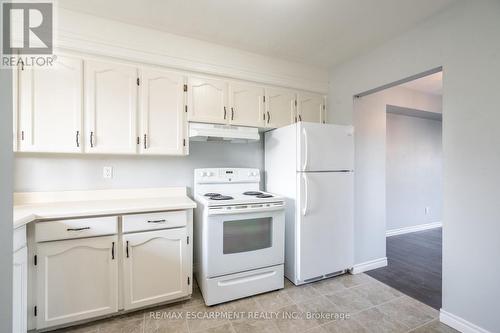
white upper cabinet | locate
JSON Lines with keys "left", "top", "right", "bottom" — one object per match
{"left": 36, "top": 236, "right": 118, "bottom": 329}
{"left": 140, "top": 68, "right": 186, "bottom": 155}
{"left": 18, "top": 55, "right": 83, "bottom": 153}
{"left": 297, "top": 92, "right": 325, "bottom": 123}
{"left": 187, "top": 77, "right": 228, "bottom": 124}
{"left": 122, "top": 228, "right": 189, "bottom": 310}
{"left": 265, "top": 88, "right": 296, "bottom": 128}
{"left": 228, "top": 82, "right": 265, "bottom": 127}
{"left": 85, "top": 60, "right": 138, "bottom": 154}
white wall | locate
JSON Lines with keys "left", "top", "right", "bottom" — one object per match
{"left": 386, "top": 111, "right": 442, "bottom": 231}
{"left": 329, "top": 1, "right": 500, "bottom": 331}
{"left": 14, "top": 141, "right": 264, "bottom": 193}
{"left": 0, "top": 67, "right": 13, "bottom": 332}
{"left": 353, "top": 86, "right": 442, "bottom": 264}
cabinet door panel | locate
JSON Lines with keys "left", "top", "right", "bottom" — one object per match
{"left": 18, "top": 55, "right": 82, "bottom": 153}
{"left": 229, "top": 82, "right": 264, "bottom": 127}
{"left": 141, "top": 69, "right": 186, "bottom": 155}
{"left": 123, "top": 229, "right": 189, "bottom": 310}
{"left": 265, "top": 88, "right": 296, "bottom": 128}
{"left": 13, "top": 247, "right": 27, "bottom": 333}
{"left": 187, "top": 77, "right": 227, "bottom": 124}
{"left": 85, "top": 60, "right": 138, "bottom": 154}
{"left": 297, "top": 92, "right": 324, "bottom": 123}
{"left": 36, "top": 236, "right": 118, "bottom": 329}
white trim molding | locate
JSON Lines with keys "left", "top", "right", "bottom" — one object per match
{"left": 386, "top": 222, "right": 442, "bottom": 237}
{"left": 350, "top": 257, "right": 388, "bottom": 274}
{"left": 440, "top": 309, "right": 492, "bottom": 333}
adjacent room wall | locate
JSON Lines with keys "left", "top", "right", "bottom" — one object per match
{"left": 0, "top": 67, "right": 14, "bottom": 332}
{"left": 386, "top": 110, "right": 442, "bottom": 231}
{"left": 14, "top": 141, "right": 264, "bottom": 193}
{"left": 328, "top": 1, "right": 500, "bottom": 331}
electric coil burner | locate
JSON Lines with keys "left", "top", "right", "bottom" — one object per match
{"left": 243, "top": 191, "right": 263, "bottom": 196}
{"left": 256, "top": 194, "right": 273, "bottom": 198}
{"left": 209, "top": 195, "right": 234, "bottom": 200}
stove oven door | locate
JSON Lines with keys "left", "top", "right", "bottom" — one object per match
{"left": 205, "top": 209, "right": 284, "bottom": 278}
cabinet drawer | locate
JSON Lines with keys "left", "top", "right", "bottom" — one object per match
{"left": 13, "top": 225, "right": 27, "bottom": 252}
{"left": 35, "top": 216, "right": 118, "bottom": 242}
{"left": 122, "top": 211, "right": 187, "bottom": 233}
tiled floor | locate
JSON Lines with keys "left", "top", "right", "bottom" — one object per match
{"left": 53, "top": 273, "right": 458, "bottom": 333}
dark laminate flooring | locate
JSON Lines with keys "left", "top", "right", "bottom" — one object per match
{"left": 366, "top": 228, "right": 442, "bottom": 310}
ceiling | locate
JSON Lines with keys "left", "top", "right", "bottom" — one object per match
{"left": 400, "top": 72, "right": 443, "bottom": 96}
{"left": 57, "top": 0, "right": 455, "bottom": 68}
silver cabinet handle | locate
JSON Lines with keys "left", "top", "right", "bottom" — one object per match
{"left": 76, "top": 131, "right": 80, "bottom": 148}
{"left": 267, "top": 111, "right": 270, "bottom": 124}
{"left": 147, "top": 219, "right": 166, "bottom": 224}
{"left": 126, "top": 241, "right": 129, "bottom": 258}
{"left": 231, "top": 107, "right": 234, "bottom": 120}
{"left": 111, "top": 242, "right": 115, "bottom": 260}
{"left": 90, "top": 131, "right": 94, "bottom": 147}
{"left": 144, "top": 134, "right": 147, "bottom": 149}
{"left": 223, "top": 107, "right": 227, "bottom": 119}
{"left": 66, "top": 227, "right": 90, "bottom": 231}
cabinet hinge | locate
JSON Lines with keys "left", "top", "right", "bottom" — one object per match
{"left": 322, "top": 104, "right": 326, "bottom": 110}
{"left": 295, "top": 100, "right": 297, "bottom": 107}
{"left": 187, "top": 236, "right": 190, "bottom": 244}
{"left": 137, "top": 78, "right": 140, "bottom": 86}
{"left": 34, "top": 306, "right": 37, "bottom": 317}
{"left": 34, "top": 255, "right": 37, "bottom": 266}
{"left": 183, "top": 139, "right": 186, "bottom": 147}
{"left": 21, "top": 130, "right": 25, "bottom": 141}
{"left": 263, "top": 96, "right": 266, "bottom": 103}
{"left": 183, "top": 84, "right": 188, "bottom": 92}
{"left": 187, "top": 277, "right": 190, "bottom": 285}
{"left": 136, "top": 136, "right": 140, "bottom": 145}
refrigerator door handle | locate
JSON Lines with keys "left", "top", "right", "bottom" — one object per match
{"left": 302, "top": 173, "right": 309, "bottom": 216}
{"left": 302, "top": 127, "right": 308, "bottom": 171}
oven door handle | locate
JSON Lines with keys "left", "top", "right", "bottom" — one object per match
{"left": 302, "top": 173, "right": 309, "bottom": 216}
{"left": 217, "top": 270, "right": 277, "bottom": 287}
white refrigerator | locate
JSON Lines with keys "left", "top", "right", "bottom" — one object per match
{"left": 265, "top": 122, "right": 354, "bottom": 285}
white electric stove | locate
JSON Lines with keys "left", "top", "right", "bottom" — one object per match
{"left": 193, "top": 168, "right": 285, "bottom": 305}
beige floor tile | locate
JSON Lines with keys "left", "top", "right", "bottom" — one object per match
{"left": 54, "top": 323, "right": 101, "bottom": 333}
{"left": 284, "top": 284, "right": 321, "bottom": 304}
{"left": 350, "top": 282, "right": 403, "bottom": 306}
{"left": 319, "top": 318, "right": 369, "bottom": 333}
{"left": 297, "top": 296, "right": 340, "bottom": 325}
{"left": 377, "top": 296, "right": 438, "bottom": 329}
{"left": 337, "top": 274, "right": 375, "bottom": 289}
{"left": 144, "top": 316, "right": 188, "bottom": 333}
{"left": 99, "top": 312, "right": 145, "bottom": 333}
{"left": 231, "top": 319, "right": 280, "bottom": 333}
{"left": 324, "top": 288, "right": 373, "bottom": 314}
{"left": 185, "top": 305, "right": 231, "bottom": 332}
{"left": 254, "top": 289, "right": 294, "bottom": 312}
{"left": 310, "top": 277, "right": 347, "bottom": 295}
{"left": 273, "top": 304, "right": 319, "bottom": 333}
{"left": 197, "top": 322, "right": 235, "bottom": 333}
{"left": 410, "top": 320, "right": 460, "bottom": 333}
{"left": 353, "top": 307, "right": 409, "bottom": 333}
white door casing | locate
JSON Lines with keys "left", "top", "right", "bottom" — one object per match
{"left": 122, "top": 229, "right": 189, "bottom": 310}
{"left": 187, "top": 77, "right": 227, "bottom": 124}
{"left": 36, "top": 236, "right": 119, "bottom": 329}
{"left": 229, "top": 82, "right": 265, "bottom": 127}
{"left": 140, "top": 68, "right": 186, "bottom": 155}
{"left": 85, "top": 60, "right": 138, "bottom": 154}
{"left": 18, "top": 55, "right": 83, "bottom": 153}
{"left": 13, "top": 247, "right": 28, "bottom": 333}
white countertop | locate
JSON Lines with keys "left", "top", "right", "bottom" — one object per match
{"left": 13, "top": 187, "right": 196, "bottom": 229}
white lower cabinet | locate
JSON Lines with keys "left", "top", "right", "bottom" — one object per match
{"left": 13, "top": 247, "right": 28, "bottom": 333}
{"left": 36, "top": 236, "right": 119, "bottom": 329}
{"left": 123, "top": 228, "right": 190, "bottom": 310}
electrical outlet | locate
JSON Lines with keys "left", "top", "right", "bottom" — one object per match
{"left": 425, "top": 207, "right": 430, "bottom": 215}
{"left": 103, "top": 166, "right": 113, "bottom": 179}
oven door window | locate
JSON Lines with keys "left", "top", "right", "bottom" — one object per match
{"left": 223, "top": 217, "right": 273, "bottom": 254}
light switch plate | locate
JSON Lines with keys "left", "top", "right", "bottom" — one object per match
{"left": 103, "top": 166, "right": 113, "bottom": 179}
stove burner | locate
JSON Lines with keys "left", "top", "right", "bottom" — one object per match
{"left": 256, "top": 194, "right": 273, "bottom": 198}
{"left": 210, "top": 195, "right": 234, "bottom": 200}
{"left": 204, "top": 193, "right": 221, "bottom": 197}
{"left": 243, "top": 191, "right": 263, "bottom": 196}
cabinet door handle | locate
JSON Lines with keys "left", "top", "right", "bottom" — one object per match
{"left": 144, "top": 134, "right": 147, "bottom": 149}
{"left": 267, "top": 111, "right": 270, "bottom": 124}
{"left": 231, "top": 107, "right": 234, "bottom": 120}
{"left": 66, "top": 227, "right": 90, "bottom": 231}
{"left": 90, "top": 131, "right": 94, "bottom": 148}
{"left": 76, "top": 131, "right": 80, "bottom": 148}
{"left": 147, "top": 219, "right": 166, "bottom": 224}
{"left": 126, "top": 241, "right": 129, "bottom": 258}
{"left": 298, "top": 115, "right": 302, "bottom": 122}
{"left": 111, "top": 242, "right": 115, "bottom": 260}
{"left": 223, "top": 107, "right": 227, "bottom": 119}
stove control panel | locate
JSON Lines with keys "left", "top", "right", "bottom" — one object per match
{"left": 195, "top": 168, "right": 260, "bottom": 184}
{"left": 208, "top": 201, "right": 284, "bottom": 215}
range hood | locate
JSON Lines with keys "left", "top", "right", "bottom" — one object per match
{"left": 189, "top": 123, "right": 260, "bottom": 143}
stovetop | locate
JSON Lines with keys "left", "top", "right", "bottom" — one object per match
{"left": 196, "top": 191, "right": 284, "bottom": 207}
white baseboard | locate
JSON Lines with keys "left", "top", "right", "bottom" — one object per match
{"left": 350, "top": 257, "right": 387, "bottom": 274}
{"left": 440, "top": 309, "right": 491, "bottom": 333}
{"left": 386, "top": 222, "right": 442, "bottom": 237}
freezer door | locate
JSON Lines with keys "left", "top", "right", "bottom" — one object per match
{"left": 296, "top": 171, "right": 353, "bottom": 282}
{"left": 297, "top": 122, "right": 354, "bottom": 172}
